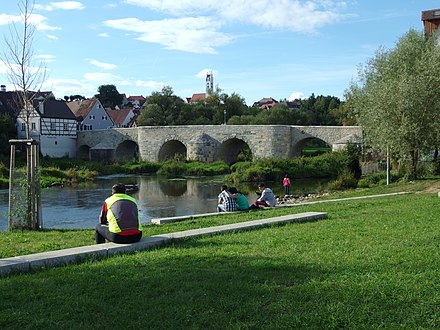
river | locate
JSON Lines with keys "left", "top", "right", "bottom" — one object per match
{"left": 0, "top": 175, "right": 328, "bottom": 231}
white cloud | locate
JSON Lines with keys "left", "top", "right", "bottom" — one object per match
{"left": 42, "top": 78, "right": 96, "bottom": 98}
{"left": 27, "top": 13, "right": 60, "bottom": 31}
{"left": 288, "top": 91, "right": 305, "bottom": 100}
{"left": 0, "top": 14, "right": 21, "bottom": 26}
{"left": 87, "top": 59, "right": 117, "bottom": 70}
{"left": 98, "top": 32, "right": 110, "bottom": 38}
{"left": 0, "top": 13, "right": 59, "bottom": 31}
{"left": 104, "top": 17, "right": 233, "bottom": 54}
{"left": 47, "top": 34, "right": 58, "bottom": 40}
{"left": 123, "top": 0, "right": 348, "bottom": 33}
{"left": 35, "top": 1, "right": 85, "bottom": 11}
{"left": 136, "top": 80, "right": 165, "bottom": 89}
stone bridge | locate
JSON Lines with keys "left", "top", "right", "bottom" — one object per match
{"left": 76, "top": 125, "right": 362, "bottom": 164}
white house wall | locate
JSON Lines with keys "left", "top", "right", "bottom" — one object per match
{"left": 40, "top": 135, "right": 77, "bottom": 157}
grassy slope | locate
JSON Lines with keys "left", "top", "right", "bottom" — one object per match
{"left": 0, "top": 180, "right": 439, "bottom": 328}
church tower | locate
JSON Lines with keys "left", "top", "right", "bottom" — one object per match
{"left": 206, "top": 71, "right": 214, "bottom": 94}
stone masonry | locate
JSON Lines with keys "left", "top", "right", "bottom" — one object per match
{"left": 77, "top": 125, "right": 362, "bottom": 163}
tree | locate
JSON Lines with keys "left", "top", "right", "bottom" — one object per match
{"left": 1, "top": 0, "right": 44, "bottom": 229}
{"left": 346, "top": 29, "right": 440, "bottom": 179}
{"left": 95, "top": 84, "right": 123, "bottom": 108}
{"left": 137, "top": 86, "right": 185, "bottom": 126}
{"left": 1, "top": 0, "right": 46, "bottom": 138}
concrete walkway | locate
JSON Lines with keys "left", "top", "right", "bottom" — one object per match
{"left": 0, "top": 211, "right": 327, "bottom": 277}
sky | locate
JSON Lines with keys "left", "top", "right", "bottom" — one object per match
{"left": 0, "top": 1, "right": 438, "bottom": 105}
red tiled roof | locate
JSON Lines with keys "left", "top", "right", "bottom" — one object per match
{"left": 127, "top": 95, "right": 145, "bottom": 101}
{"left": 105, "top": 108, "right": 133, "bottom": 126}
{"left": 190, "top": 93, "right": 206, "bottom": 102}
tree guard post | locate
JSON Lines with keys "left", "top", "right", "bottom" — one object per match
{"left": 8, "top": 139, "right": 42, "bottom": 230}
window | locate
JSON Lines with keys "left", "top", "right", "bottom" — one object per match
{"left": 50, "top": 122, "right": 56, "bottom": 131}
{"left": 31, "top": 122, "right": 36, "bottom": 130}
{"left": 89, "top": 115, "right": 95, "bottom": 120}
{"left": 21, "top": 123, "right": 25, "bottom": 131}
{"left": 102, "top": 116, "right": 108, "bottom": 120}
{"left": 63, "top": 123, "right": 69, "bottom": 131}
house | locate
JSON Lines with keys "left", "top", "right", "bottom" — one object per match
{"left": 16, "top": 98, "right": 77, "bottom": 158}
{"left": 105, "top": 107, "right": 137, "bottom": 128}
{"left": 126, "top": 95, "right": 146, "bottom": 109}
{"left": 252, "top": 97, "right": 301, "bottom": 110}
{"left": 67, "top": 97, "right": 113, "bottom": 131}
{"left": 187, "top": 93, "right": 207, "bottom": 103}
{"left": 252, "top": 97, "right": 278, "bottom": 109}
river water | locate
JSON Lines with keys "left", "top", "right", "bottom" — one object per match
{"left": 0, "top": 175, "right": 327, "bottom": 230}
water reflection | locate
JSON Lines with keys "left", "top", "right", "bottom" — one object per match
{"left": 0, "top": 176, "right": 328, "bottom": 231}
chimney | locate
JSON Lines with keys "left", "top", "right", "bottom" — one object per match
{"left": 39, "top": 101, "right": 44, "bottom": 114}
{"left": 0, "top": 85, "right": 5, "bottom": 92}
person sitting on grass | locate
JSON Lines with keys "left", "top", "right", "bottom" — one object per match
{"left": 96, "top": 183, "right": 143, "bottom": 244}
{"left": 229, "top": 187, "right": 249, "bottom": 211}
{"left": 217, "top": 184, "right": 237, "bottom": 212}
{"left": 253, "top": 182, "right": 276, "bottom": 208}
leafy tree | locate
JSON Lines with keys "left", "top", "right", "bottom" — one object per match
{"left": 65, "top": 94, "right": 85, "bottom": 102}
{"left": 95, "top": 84, "right": 123, "bottom": 108}
{"left": 138, "top": 86, "right": 185, "bottom": 126}
{"left": 223, "top": 93, "right": 248, "bottom": 122}
{"left": 329, "top": 102, "right": 357, "bottom": 126}
{"left": 346, "top": 29, "right": 440, "bottom": 179}
{"left": 136, "top": 104, "right": 166, "bottom": 126}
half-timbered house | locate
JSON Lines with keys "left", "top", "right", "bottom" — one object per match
{"left": 16, "top": 98, "right": 77, "bottom": 157}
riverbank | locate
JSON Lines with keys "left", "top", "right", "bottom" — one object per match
{"left": 0, "top": 180, "right": 439, "bottom": 328}
{"left": 1, "top": 177, "right": 439, "bottom": 257}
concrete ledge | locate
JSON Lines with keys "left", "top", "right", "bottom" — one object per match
{"left": 0, "top": 211, "right": 327, "bottom": 277}
{"left": 158, "top": 212, "right": 327, "bottom": 240}
{"left": 150, "top": 212, "right": 225, "bottom": 225}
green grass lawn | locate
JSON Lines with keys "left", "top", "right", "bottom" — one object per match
{"left": 0, "top": 180, "right": 439, "bottom": 328}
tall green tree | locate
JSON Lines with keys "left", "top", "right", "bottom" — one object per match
{"left": 95, "top": 84, "right": 123, "bottom": 108}
{"left": 138, "top": 86, "right": 185, "bottom": 126}
{"left": 346, "top": 29, "right": 440, "bottom": 179}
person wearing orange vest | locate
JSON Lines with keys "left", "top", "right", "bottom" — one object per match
{"left": 95, "top": 183, "right": 143, "bottom": 244}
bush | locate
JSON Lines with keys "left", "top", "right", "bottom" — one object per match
{"left": 157, "top": 161, "right": 185, "bottom": 178}
{"left": 327, "top": 170, "right": 358, "bottom": 191}
{"left": 121, "top": 161, "right": 160, "bottom": 174}
{"left": 227, "top": 151, "right": 350, "bottom": 184}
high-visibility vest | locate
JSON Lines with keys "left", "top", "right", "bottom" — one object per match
{"left": 105, "top": 193, "right": 142, "bottom": 233}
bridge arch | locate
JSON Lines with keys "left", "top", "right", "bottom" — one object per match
{"left": 158, "top": 139, "right": 187, "bottom": 161}
{"left": 115, "top": 140, "right": 139, "bottom": 162}
{"left": 219, "top": 138, "right": 252, "bottom": 165}
{"left": 294, "top": 137, "right": 331, "bottom": 157}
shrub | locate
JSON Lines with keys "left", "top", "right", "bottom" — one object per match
{"left": 121, "top": 161, "right": 160, "bottom": 174}
{"left": 327, "top": 170, "right": 358, "bottom": 191}
{"left": 157, "top": 161, "right": 185, "bottom": 178}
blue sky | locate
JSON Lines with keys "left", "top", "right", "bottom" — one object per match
{"left": 0, "top": 1, "right": 438, "bottom": 105}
